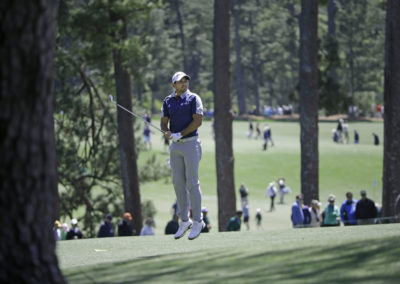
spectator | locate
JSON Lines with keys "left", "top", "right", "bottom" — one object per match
{"left": 53, "top": 220, "right": 62, "bottom": 241}
{"left": 337, "top": 119, "right": 343, "bottom": 143}
{"left": 266, "top": 182, "right": 277, "bottom": 211}
{"left": 354, "top": 130, "right": 359, "bottom": 144}
{"left": 322, "top": 195, "right": 340, "bottom": 226}
{"left": 342, "top": 120, "right": 349, "bottom": 144}
{"left": 247, "top": 119, "right": 254, "bottom": 138}
{"left": 263, "top": 126, "right": 269, "bottom": 151}
{"left": 239, "top": 183, "right": 249, "bottom": 204}
{"left": 278, "top": 177, "right": 291, "bottom": 204}
{"left": 143, "top": 126, "right": 152, "bottom": 150}
{"left": 66, "top": 219, "right": 83, "bottom": 240}
{"left": 165, "top": 215, "right": 179, "bottom": 235}
{"left": 118, "top": 212, "right": 134, "bottom": 236}
{"left": 226, "top": 211, "right": 243, "bottom": 231}
{"left": 309, "top": 200, "right": 321, "bottom": 227}
{"left": 97, "top": 213, "right": 114, "bottom": 238}
{"left": 255, "top": 208, "right": 262, "bottom": 229}
{"left": 255, "top": 122, "right": 261, "bottom": 139}
{"left": 243, "top": 204, "right": 250, "bottom": 230}
{"left": 340, "top": 192, "right": 358, "bottom": 226}
{"left": 291, "top": 194, "right": 304, "bottom": 228}
{"left": 355, "top": 190, "right": 377, "bottom": 225}
{"left": 140, "top": 217, "right": 155, "bottom": 236}
{"left": 302, "top": 204, "right": 311, "bottom": 226}
{"left": 61, "top": 223, "right": 69, "bottom": 240}
{"left": 372, "top": 133, "right": 379, "bottom": 145}
{"left": 201, "top": 207, "right": 211, "bottom": 233}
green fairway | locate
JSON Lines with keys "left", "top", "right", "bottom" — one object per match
{"left": 137, "top": 119, "right": 383, "bottom": 234}
{"left": 59, "top": 224, "right": 400, "bottom": 283}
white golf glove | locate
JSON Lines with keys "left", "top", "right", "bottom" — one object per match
{"left": 170, "top": 132, "right": 182, "bottom": 141}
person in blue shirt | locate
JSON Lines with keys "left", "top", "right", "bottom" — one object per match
{"left": 340, "top": 192, "right": 358, "bottom": 226}
{"left": 161, "top": 71, "right": 204, "bottom": 240}
{"left": 291, "top": 194, "right": 304, "bottom": 228}
{"left": 97, "top": 213, "right": 114, "bottom": 238}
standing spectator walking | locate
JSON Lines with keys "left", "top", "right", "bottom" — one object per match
{"left": 239, "top": 183, "right": 249, "bottom": 204}
{"left": 262, "top": 126, "right": 270, "bottom": 151}
{"left": 97, "top": 213, "right": 114, "bottom": 238}
{"left": 242, "top": 203, "right": 250, "bottom": 230}
{"left": 291, "top": 194, "right": 304, "bottom": 228}
{"left": 247, "top": 119, "right": 254, "bottom": 138}
{"left": 118, "top": 212, "right": 134, "bottom": 236}
{"left": 66, "top": 219, "right": 83, "bottom": 240}
{"left": 278, "top": 177, "right": 291, "bottom": 204}
{"left": 355, "top": 190, "right": 377, "bottom": 225}
{"left": 340, "top": 192, "right": 358, "bottom": 226}
{"left": 322, "top": 195, "right": 340, "bottom": 226}
{"left": 255, "top": 208, "right": 262, "bottom": 229}
{"left": 266, "top": 182, "right": 277, "bottom": 211}
{"left": 143, "top": 126, "right": 152, "bottom": 150}
{"left": 160, "top": 71, "right": 205, "bottom": 240}
{"left": 255, "top": 122, "right": 261, "bottom": 139}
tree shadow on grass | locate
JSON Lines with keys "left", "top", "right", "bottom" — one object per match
{"left": 64, "top": 236, "right": 400, "bottom": 284}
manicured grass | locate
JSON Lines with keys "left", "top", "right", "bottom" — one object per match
{"left": 137, "top": 119, "right": 383, "bottom": 233}
{"left": 59, "top": 224, "right": 400, "bottom": 283}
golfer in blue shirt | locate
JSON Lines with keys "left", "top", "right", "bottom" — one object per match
{"left": 160, "top": 71, "right": 204, "bottom": 240}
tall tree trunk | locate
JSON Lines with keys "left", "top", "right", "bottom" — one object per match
{"left": 232, "top": 0, "right": 246, "bottom": 115}
{"left": 109, "top": 11, "right": 143, "bottom": 235}
{"left": 0, "top": 1, "right": 65, "bottom": 283}
{"left": 213, "top": 0, "right": 236, "bottom": 231}
{"left": 174, "top": 0, "right": 188, "bottom": 71}
{"left": 382, "top": 0, "right": 400, "bottom": 220}
{"left": 299, "top": 0, "right": 319, "bottom": 205}
{"left": 249, "top": 6, "right": 260, "bottom": 115}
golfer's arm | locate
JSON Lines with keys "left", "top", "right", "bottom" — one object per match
{"left": 180, "top": 114, "right": 202, "bottom": 137}
{"left": 160, "top": 117, "right": 170, "bottom": 132}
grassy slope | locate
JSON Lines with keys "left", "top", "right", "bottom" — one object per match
{"left": 137, "top": 120, "right": 383, "bottom": 234}
{"left": 59, "top": 224, "right": 400, "bottom": 283}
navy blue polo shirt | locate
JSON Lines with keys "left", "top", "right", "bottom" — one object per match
{"left": 161, "top": 90, "right": 203, "bottom": 138}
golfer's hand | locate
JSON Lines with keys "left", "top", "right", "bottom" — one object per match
{"left": 170, "top": 132, "right": 182, "bottom": 141}
{"left": 164, "top": 131, "right": 172, "bottom": 139}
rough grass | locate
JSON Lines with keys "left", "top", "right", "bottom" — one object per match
{"left": 59, "top": 224, "right": 400, "bottom": 283}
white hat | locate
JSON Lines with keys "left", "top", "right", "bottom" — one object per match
{"left": 201, "top": 207, "right": 208, "bottom": 213}
{"left": 71, "top": 218, "right": 78, "bottom": 225}
{"left": 172, "top": 71, "right": 190, "bottom": 83}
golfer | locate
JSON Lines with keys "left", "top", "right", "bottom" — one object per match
{"left": 160, "top": 71, "right": 204, "bottom": 240}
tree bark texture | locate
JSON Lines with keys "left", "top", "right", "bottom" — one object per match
{"left": 110, "top": 15, "right": 143, "bottom": 235}
{"left": 0, "top": 1, "right": 65, "bottom": 283}
{"left": 382, "top": 0, "right": 400, "bottom": 219}
{"left": 299, "top": 0, "right": 319, "bottom": 205}
{"left": 232, "top": 0, "right": 246, "bottom": 115}
{"left": 213, "top": 0, "right": 236, "bottom": 231}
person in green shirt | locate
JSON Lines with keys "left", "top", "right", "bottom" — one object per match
{"left": 322, "top": 194, "right": 340, "bottom": 226}
{"left": 226, "top": 211, "right": 243, "bottom": 231}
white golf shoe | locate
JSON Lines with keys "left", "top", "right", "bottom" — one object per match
{"left": 174, "top": 220, "right": 193, "bottom": 239}
{"left": 188, "top": 220, "right": 205, "bottom": 240}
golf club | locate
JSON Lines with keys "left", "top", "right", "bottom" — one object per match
{"left": 109, "top": 94, "right": 165, "bottom": 134}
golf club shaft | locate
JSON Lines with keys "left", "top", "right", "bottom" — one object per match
{"left": 109, "top": 95, "right": 165, "bottom": 134}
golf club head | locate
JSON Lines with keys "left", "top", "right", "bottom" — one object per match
{"left": 109, "top": 94, "right": 114, "bottom": 102}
